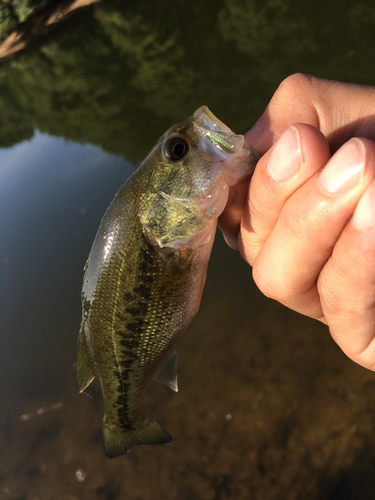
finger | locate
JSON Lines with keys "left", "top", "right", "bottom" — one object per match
{"left": 251, "top": 138, "right": 375, "bottom": 320}
{"left": 245, "top": 73, "right": 375, "bottom": 155}
{"left": 240, "top": 123, "right": 330, "bottom": 265}
{"left": 218, "top": 178, "right": 249, "bottom": 250}
{"left": 318, "top": 179, "right": 375, "bottom": 370}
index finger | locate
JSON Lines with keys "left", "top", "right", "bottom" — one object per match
{"left": 245, "top": 74, "right": 375, "bottom": 155}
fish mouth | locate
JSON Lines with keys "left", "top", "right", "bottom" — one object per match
{"left": 193, "top": 105, "right": 247, "bottom": 162}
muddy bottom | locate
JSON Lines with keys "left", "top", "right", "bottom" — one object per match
{"left": 1, "top": 238, "right": 375, "bottom": 500}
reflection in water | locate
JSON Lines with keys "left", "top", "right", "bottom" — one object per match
{"left": 219, "top": 0, "right": 375, "bottom": 84}
{"left": 0, "top": 131, "right": 133, "bottom": 406}
{"left": 1, "top": 0, "right": 375, "bottom": 160}
{"left": 1, "top": 1, "right": 375, "bottom": 498}
{"left": 0, "top": 0, "right": 100, "bottom": 57}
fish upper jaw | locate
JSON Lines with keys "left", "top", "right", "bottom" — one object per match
{"left": 193, "top": 106, "right": 260, "bottom": 185}
{"left": 193, "top": 105, "right": 232, "bottom": 135}
{"left": 194, "top": 105, "right": 245, "bottom": 157}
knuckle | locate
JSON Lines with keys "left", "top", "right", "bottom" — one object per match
{"left": 238, "top": 228, "right": 260, "bottom": 266}
{"left": 318, "top": 254, "right": 375, "bottom": 319}
{"left": 248, "top": 190, "right": 268, "bottom": 226}
{"left": 252, "top": 256, "right": 285, "bottom": 301}
{"left": 279, "top": 200, "right": 309, "bottom": 241}
{"left": 317, "top": 274, "right": 341, "bottom": 317}
{"left": 269, "top": 74, "right": 321, "bottom": 127}
{"left": 274, "top": 73, "right": 314, "bottom": 101}
{"left": 317, "top": 254, "right": 358, "bottom": 317}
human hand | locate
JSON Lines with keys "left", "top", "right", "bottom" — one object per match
{"left": 219, "top": 73, "right": 375, "bottom": 370}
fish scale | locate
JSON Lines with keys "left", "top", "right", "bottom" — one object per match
{"left": 74, "top": 106, "right": 259, "bottom": 458}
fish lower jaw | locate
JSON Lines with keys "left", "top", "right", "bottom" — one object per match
{"left": 224, "top": 142, "right": 260, "bottom": 187}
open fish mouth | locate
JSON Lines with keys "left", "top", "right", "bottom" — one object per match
{"left": 193, "top": 105, "right": 249, "bottom": 163}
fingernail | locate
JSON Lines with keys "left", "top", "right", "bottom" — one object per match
{"left": 226, "top": 188, "right": 238, "bottom": 208}
{"left": 352, "top": 181, "right": 375, "bottom": 232}
{"left": 319, "top": 138, "right": 365, "bottom": 194}
{"left": 218, "top": 227, "right": 239, "bottom": 250}
{"left": 267, "top": 126, "right": 301, "bottom": 181}
{"left": 245, "top": 124, "right": 263, "bottom": 145}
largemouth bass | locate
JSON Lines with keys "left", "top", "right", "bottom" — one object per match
{"left": 74, "top": 106, "right": 259, "bottom": 458}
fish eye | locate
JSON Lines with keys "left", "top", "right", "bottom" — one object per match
{"left": 165, "top": 137, "right": 189, "bottom": 161}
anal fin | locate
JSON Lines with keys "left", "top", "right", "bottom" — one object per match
{"left": 154, "top": 350, "right": 178, "bottom": 392}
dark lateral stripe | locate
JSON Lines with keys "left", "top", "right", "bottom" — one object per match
{"left": 112, "top": 241, "right": 161, "bottom": 426}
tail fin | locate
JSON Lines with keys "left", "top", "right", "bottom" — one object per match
{"left": 103, "top": 415, "right": 172, "bottom": 458}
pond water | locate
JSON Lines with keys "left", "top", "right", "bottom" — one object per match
{"left": 1, "top": 1, "right": 375, "bottom": 499}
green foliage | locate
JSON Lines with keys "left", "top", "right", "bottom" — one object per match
{"left": 96, "top": 9, "right": 195, "bottom": 118}
{"left": 0, "top": 3, "right": 17, "bottom": 37}
{"left": 218, "top": 0, "right": 319, "bottom": 77}
{"left": 11, "top": 0, "right": 34, "bottom": 22}
{"left": 0, "top": 0, "right": 375, "bottom": 161}
{"left": 0, "top": 0, "right": 49, "bottom": 36}
{"left": 218, "top": 0, "right": 375, "bottom": 84}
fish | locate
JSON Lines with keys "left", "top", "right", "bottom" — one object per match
{"left": 74, "top": 106, "right": 259, "bottom": 458}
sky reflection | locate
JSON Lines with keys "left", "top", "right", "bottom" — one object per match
{"left": 0, "top": 130, "right": 134, "bottom": 405}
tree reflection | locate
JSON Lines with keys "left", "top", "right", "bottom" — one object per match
{"left": 0, "top": 0, "right": 374, "bottom": 162}
{"left": 218, "top": 0, "right": 375, "bottom": 83}
{"left": 1, "top": 0, "right": 53, "bottom": 37}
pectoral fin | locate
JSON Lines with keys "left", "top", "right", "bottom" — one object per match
{"left": 138, "top": 189, "right": 205, "bottom": 249}
{"left": 154, "top": 350, "right": 178, "bottom": 392}
{"left": 74, "top": 328, "right": 95, "bottom": 392}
